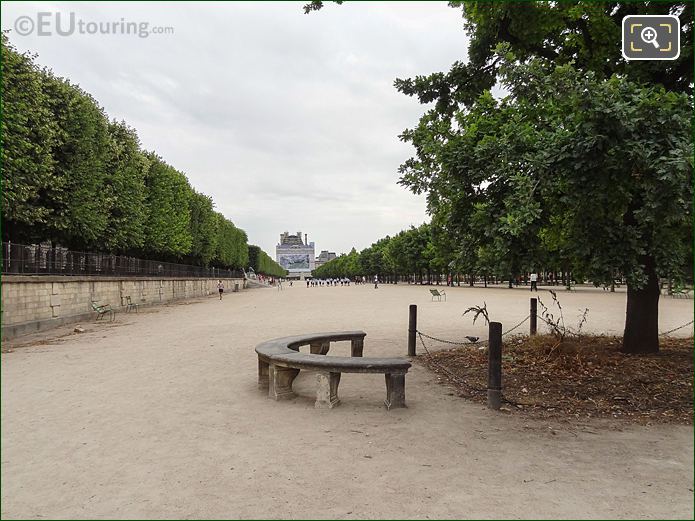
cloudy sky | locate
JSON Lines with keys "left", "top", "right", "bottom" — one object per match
{"left": 1, "top": 1, "right": 470, "bottom": 257}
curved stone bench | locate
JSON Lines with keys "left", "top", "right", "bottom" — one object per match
{"left": 255, "top": 331, "right": 411, "bottom": 409}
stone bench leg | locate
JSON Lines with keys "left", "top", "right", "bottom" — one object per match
{"left": 258, "top": 359, "right": 269, "bottom": 389}
{"left": 384, "top": 373, "right": 406, "bottom": 410}
{"left": 315, "top": 371, "right": 341, "bottom": 409}
{"left": 268, "top": 365, "right": 299, "bottom": 401}
{"left": 351, "top": 338, "right": 364, "bottom": 357}
{"left": 310, "top": 341, "right": 330, "bottom": 355}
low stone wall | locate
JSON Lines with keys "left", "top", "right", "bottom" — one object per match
{"left": 1, "top": 275, "right": 245, "bottom": 339}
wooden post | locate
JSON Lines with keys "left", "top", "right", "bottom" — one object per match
{"left": 408, "top": 304, "right": 417, "bottom": 356}
{"left": 487, "top": 321, "right": 502, "bottom": 410}
{"left": 530, "top": 298, "right": 537, "bottom": 336}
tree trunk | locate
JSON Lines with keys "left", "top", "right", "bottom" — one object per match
{"left": 622, "top": 256, "right": 660, "bottom": 354}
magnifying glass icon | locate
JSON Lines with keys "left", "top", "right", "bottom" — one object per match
{"left": 640, "top": 26, "right": 660, "bottom": 48}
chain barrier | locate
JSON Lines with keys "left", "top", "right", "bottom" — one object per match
{"left": 501, "top": 315, "right": 530, "bottom": 337}
{"left": 415, "top": 330, "right": 486, "bottom": 347}
{"left": 416, "top": 333, "right": 486, "bottom": 395}
{"left": 415, "top": 314, "right": 530, "bottom": 347}
{"left": 659, "top": 319, "right": 694, "bottom": 337}
{"left": 535, "top": 315, "right": 693, "bottom": 338}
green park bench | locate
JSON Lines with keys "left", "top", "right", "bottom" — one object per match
{"left": 430, "top": 289, "right": 446, "bottom": 301}
{"left": 125, "top": 296, "right": 139, "bottom": 313}
{"left": 91, "top": 301, "right": 115, "bottom": 321}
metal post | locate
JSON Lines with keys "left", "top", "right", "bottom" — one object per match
{"left": 487, "top": 321, "right": 502, "bottom": 410}
{"left": 530, "top": 298, "right": 537, "bottom": 336}
{"left": 408, "top": 304, "right": 417, "bottom": 356}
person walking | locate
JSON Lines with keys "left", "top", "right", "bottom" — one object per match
{"left": 530, "top": 271, "right": 538, "bottom": 292}
{"left": 374, "top": 275, "right": 379, "bottom": 289}
{"left": 217, "top": 280, "right": 224, "bottom": 300}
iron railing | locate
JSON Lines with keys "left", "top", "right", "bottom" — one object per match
{"left": 1, "top": 242, "right": 244, "bottom": 279}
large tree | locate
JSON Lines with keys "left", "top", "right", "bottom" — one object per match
{"left": 42, "top": 75, "right": 111, "bottom": 250}
{"left": 2, "top": 34, "right": 254, "bottom": 272}
{"left": 104, "top": 121, "right": 149, "bottom": 253}
{"left": 399, "top": 58, "right": 692, "bottom": 353}
{"left": 1, "top": 34, "right": 57, "bottom": 243}
{"left": 305, "top": 2, "right": 692, "bottom": 94}
{"left": 306, "top": 1, "right": 694, "bottom": 353}
{"left": 142, "top": 153, "right": 193, "bottom": 258}
{"left": 188, "top": 190, "right": 218, "bottom": 266}
{"left": 393, "top": 1, "right": 692, "bottom": 109}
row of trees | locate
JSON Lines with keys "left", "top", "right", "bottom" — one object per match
{"left": 313, "top": 222, "right": 579, "bottom": 286}
{"left": 248, "top": 245, "right": 287, "bottom": 278}
{"left": 308, "top": 1, "right": 693, "bottom": 353}
{"left": 2, "top": 34, "right": 284, "bottom": 276}
{"left": 312, "top": 224, "right": 437, "bottom": 283}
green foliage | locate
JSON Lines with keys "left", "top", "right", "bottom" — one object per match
{"left": 461, "top": 1, "right": 693, "bottom": 91}
{"left": 312, "top": 224, "right": 446, "bottom": 281}
{"left": 248, "top": 244, "right": 286, "bottom": 277}
{"left": 212, "top": 213, "right": 236, "bottom": 267}
{"left": 143, "top": 153, "right": 193, "bottom": 257}
{"left": 188, "top": 190, "right": 218, "bottom": 265}
{"left": 208, "top": 214, "right": 250, "bottom": 270}
{"left": 1, "top": 34, "right": 57, "bottom": 242}
{"left": 1, "top": 35, "right": 254, "bottom": 272}
{"left": 248, "top": 245, "right": 261, "bottom": 272}
{"left": 104, "top": 121, "right": 148, "bottom": 252}
{"left": 303, "top": 0, "right": 343, "bottom": 14}
{"left": 258, "top": 251, "right": 286, "bottom": 277}
{"left": 42, "top": 74, "right": 112, "bottom": 249}
{"left": 230, "top": 226, "right": 249, "bottom": 270}
{"left": 395, "top": 2, "right": 692, "bottom": 114}
{"left": 305, "top": 1, "right": 692, "bottom": 353}
{"left": 398, "top": 54, "right": 693, "bottom": 288}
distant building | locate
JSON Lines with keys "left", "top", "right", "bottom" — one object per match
{"left": 276, "top": 231, "right": 315, "bottom": 279}
{"left": 314, "top": 250, "right": 337, "bottom": 269}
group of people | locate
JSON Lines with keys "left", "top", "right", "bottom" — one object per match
{"left": 219, "top": 272, "right": 538, "bottom": 298}
{"left": 306, "top": 278, "right": 352, "bottom": 287}
{"left": 306, "top": 275, "right": 380, "bottom": 289}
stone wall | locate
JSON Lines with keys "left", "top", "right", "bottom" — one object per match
{"left": 1, "top": 276, "right": 245, "bottom": 339}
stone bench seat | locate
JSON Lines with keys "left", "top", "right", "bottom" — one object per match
{"left": 256, "top": 331, "right": 411, "bottom": 409}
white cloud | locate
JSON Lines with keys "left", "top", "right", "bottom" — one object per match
{"left": 1, "top": 0, "right": 469, "bottom": 256}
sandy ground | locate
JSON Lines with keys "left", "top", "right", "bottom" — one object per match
{"left": 1, "top": 283, "right": 693, "bottom": 519}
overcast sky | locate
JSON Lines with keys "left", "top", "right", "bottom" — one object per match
{"left": 1, "top": 1, "right": 470, "bottom": 257}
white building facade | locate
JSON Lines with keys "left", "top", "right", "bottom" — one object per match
{"left": 276, "top": 231, "right": 315, "bottom": 280}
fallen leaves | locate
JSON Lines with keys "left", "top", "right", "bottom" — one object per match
{"left": 418, "top": 334, "right": 693, "bottom": 425}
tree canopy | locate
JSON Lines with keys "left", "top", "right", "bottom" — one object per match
{"left": 1, "top": 34, "right": 279, "bottom": 274}
{"left": 248, "top": 245, "right": 287, "bottom": 277}
{"left": 307, "top": 1, "right": 693, "bottom": 353}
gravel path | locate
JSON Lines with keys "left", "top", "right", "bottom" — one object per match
{"left": 2, "top": 283, "right": 693, "bottom": 519}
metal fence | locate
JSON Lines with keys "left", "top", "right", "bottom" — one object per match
{"left": 1, "top": 242, "right": 245, "bottom": 279}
